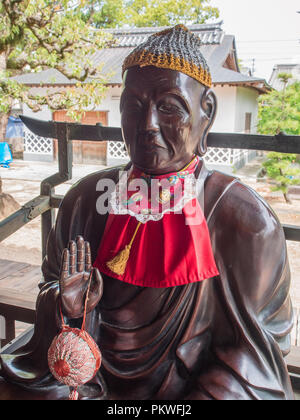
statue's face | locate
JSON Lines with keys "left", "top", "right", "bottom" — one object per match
{"left": 120, "top": 66, "right": 215, "bottom": 174}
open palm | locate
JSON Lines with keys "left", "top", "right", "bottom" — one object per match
{"left": 59, "top": 236, "right": 103, "bottom": 319}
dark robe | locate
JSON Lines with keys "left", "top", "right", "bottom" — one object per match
{"left": 0, "top": 161, "right": 294, "bottom": 400}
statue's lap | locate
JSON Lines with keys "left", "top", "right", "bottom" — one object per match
{"left": 0, "top": 377, "right": 69, "bottom": 400}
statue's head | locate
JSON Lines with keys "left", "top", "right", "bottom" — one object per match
{"left": 120, "top": 25, "right": 217, "bottom": 174}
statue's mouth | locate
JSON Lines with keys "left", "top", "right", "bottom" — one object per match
{"left": 138, "top": 133, "right": 167, "bottom": 152}
{"left": 143, "top": 143, "right": 166, "bottom": 153}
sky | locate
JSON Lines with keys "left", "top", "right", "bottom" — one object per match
{"left": 209, "top": 0, "right": 300, "bottom": 81}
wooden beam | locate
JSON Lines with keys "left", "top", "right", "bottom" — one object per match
{"left": 286, "top": 346, "right": 300, "bottom": 376}
{"left": 0, "top": 319, "right": 15, "bottom": 348}
{"left": 207, "top": 133, "right": 300, "bottom": 154}
{"left": 50, "top": 194, "right": 64, "bottom": 208}
{"left": 0, "top": 327, "right": 34, "bottom": 354}
{"left": 0, "top": 196, "right": 50, "bottom": 243}
{"left": 284, "top": 225, "right": 300, "bottom": 242}
{"left": 19, "top": 116, "right": 300, "bottom": 154}
{"left": 0, "top": 316, "right": 5, "bottom": 340}
{"left": 0, "top": 288, "right": 36, "bottom": 325}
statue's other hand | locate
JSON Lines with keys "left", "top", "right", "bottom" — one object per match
{"left": 59, "top": 236, "right": 103, "bottom": 319}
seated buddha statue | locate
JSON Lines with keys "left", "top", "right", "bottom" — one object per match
{"left": 0, "top": 25, "right": 294, "bottom": 400}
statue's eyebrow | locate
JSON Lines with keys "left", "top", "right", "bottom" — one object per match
{"left": 121, "top": 86, "right": 191, "bottom": 115}
{"left": 122, "top": 84, "right": 143, "bottom": 97}
{"left": 120, "top": 85, "right": 144, "bottom": 105}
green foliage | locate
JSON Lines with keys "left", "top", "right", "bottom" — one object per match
{"left": 81, "top": 0, "right": 125, "bottom": 28}
{"left": 0, "top": 0, "right": 113, "bottom": 131}
{"left": 258, "top": 78, "right": 300, "bottom": 136}
{"left": 262, "top": 153, "right": 300, "bottom": 195}
{"left": 258, "top": 74, "right": 300, "bottom": 202}
{"left": 0, "top": 71, "right": 27, "bottom": 114}
{"left": 82, "top": 0, "right": 219, "bottom": 28}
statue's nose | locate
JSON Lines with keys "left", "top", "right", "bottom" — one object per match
{"left": 143, "top": 102, "right": 160, "bottom": 133}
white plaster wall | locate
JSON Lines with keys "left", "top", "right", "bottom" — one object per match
{"left": 95, "top": 85, "right": 122, "bottom": 127}
{"left": 23, "top": 103, "right": 52, "bottom": 121}
{"left": 211, "top": 86, "right": 237, "bottom": 133}
{"left": 234, "top": 87, "right": 259, "bottom": 133}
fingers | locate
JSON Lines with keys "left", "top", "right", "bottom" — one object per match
{"left": 85, "top": 241, "right": 92, "bottom": 272}
{"left": 59, "top": 236, "right": 92, "bottom": 291}
{"left": 76, "top": 236, "right": 85, "bottom": 273}
{"left": 69, "top": 240, "right": 76, "bottom": 275}
{"left": 59, "top": 248, "right": 70, "bottom": 284}
{"left": 66, "top": 236, "right": 86, "bottom": 275}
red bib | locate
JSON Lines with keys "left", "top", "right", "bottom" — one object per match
{"left": 93, "top": 158, "right": 219, "bottom": 288}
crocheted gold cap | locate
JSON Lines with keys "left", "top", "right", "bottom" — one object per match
{"left": 122, "top": 24, "right": 212, "bottom": 88}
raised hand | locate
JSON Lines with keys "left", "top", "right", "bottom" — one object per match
{"left": 59, "top": 236, "right": 103, "bottom": 319}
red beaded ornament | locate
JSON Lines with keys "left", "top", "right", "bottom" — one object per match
{"left": 48, "top": 273, "right": 101, "bottom": 400}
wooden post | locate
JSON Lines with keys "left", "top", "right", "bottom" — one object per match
{"left": 0, "top": 316, "right": 15, "bottom": 349}
{"left": 0, "top": 315, "right": 5, "bottom": 341}
{"left": 40, "top": 122, "right": 73, "bottom": 258}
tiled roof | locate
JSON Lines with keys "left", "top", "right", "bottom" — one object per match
{"left": 269, "top": 63, "right": 300, "bottom": 90}
{"left": 13, "top": 22, "right": 268, "bottom": 90}
{"left": 212, "top": 67, "right": 267, "bottom": 87}
{"left": 107, "top": 22, "right": 224, "bottom": 47}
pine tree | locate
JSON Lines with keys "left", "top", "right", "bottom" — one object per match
{"left": 258, "top": 74, "right": 300, "bottom": 204}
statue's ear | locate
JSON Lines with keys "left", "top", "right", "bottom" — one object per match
{"left": 197, "top": 89, "right": 217, "bottom": 156}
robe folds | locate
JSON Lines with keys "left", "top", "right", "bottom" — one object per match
{"left": 0, "top": 161, "right": 294, "bottom": 400}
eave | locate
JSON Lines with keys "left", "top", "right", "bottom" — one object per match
{"left": 213, "top": 81, "right": 270, "bottom": 94}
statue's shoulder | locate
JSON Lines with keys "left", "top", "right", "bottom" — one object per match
{"left": 56, "top": 165, "right": 127, "bottom": 217}
{"left": 206, "top": 170, "right": 288, "bottom": 310}
{"left": 64, "top": 164, "right": 127, "bottom": 200}
{"left": 206, "top": 169, "right": 282, "bottom": 235}
{"left": 72, "top": 164, "right": 126, "bottom": 190}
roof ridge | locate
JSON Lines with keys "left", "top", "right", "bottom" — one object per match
{"left": 106, "top": 21, "right": 223, "bottom": 35}
{"left": 109, "top": 22, "right": 224, "bottom": 48}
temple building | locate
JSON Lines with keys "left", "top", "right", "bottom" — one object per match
{"left": 13, "top": 22, "right": 270, "bottom": 172}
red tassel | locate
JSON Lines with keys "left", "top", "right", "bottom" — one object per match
{"left": 69, "top": 388, "right": 79, "bottom": 400}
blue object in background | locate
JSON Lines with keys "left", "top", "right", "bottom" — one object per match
{"left": 5, "top": 116, "right": 24, "bottom": 139}
{"left": 0, "top": 142, "right": 13, "bottom": 168}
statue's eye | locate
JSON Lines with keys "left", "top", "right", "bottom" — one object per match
{"left": 158, "top": 103, "right": 183, "bottom": 115}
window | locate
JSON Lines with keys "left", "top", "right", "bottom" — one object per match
{"left": 245, "top": 112, "right": 252, "bottom": 134}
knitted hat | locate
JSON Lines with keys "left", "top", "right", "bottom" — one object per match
{"left": 122, "top": 24, "right": 212, "bottom": 88}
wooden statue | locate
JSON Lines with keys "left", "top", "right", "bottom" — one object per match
{"left": 0, "top": 25, "right": 294, "bottom": 400}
